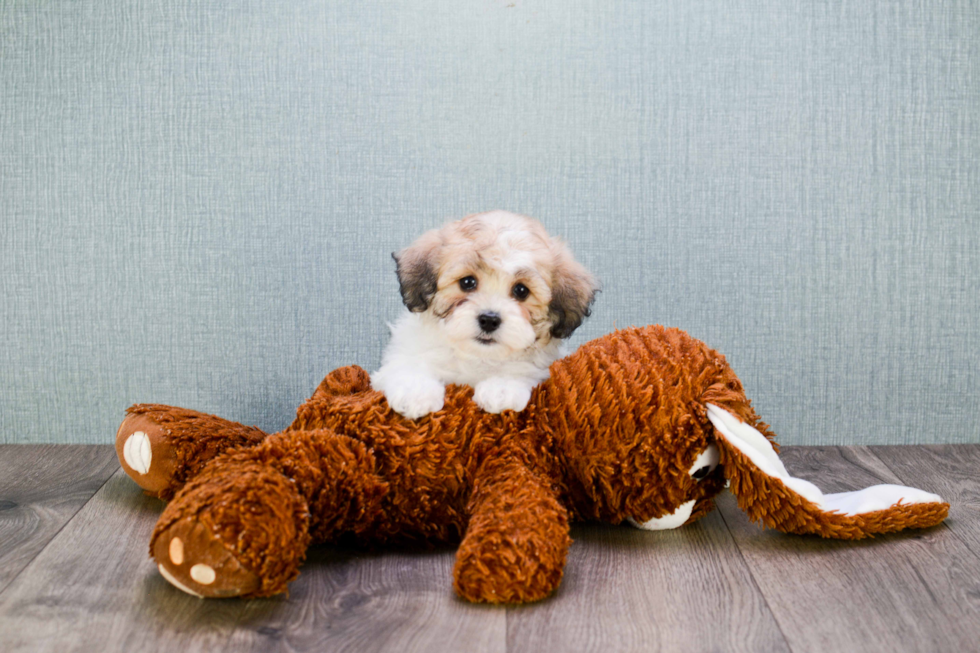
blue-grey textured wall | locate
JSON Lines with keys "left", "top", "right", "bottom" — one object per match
{"left": 2, "top": 0, "right": 978, "bottom": 444}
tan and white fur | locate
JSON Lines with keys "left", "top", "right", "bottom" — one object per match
{"left": 371, "top": 211, "right": 598, "bottom": 419}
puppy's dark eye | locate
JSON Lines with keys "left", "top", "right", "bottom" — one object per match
{"left": 459, "top": 276, "right": 478, "bottom": 292}
{"left": 511, "top": 283, "right": 530, "bottom": 301}
{"left": 692, "top": 466, "right": 711, "bottom": 481}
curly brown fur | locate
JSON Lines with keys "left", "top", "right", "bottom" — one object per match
{"left": 531, "top": 326, "right": 771, "bottom": 524}
{"left": 453, "top": 450, "right": 571, "bottom": 603}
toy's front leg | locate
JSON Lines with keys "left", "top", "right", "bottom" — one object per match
{"left": 453, "top": 455, "right": 571, "bottom": 603}
{"left": 151, "top": 429, "right": 387, "bottom": 598}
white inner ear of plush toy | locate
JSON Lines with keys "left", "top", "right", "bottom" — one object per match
{"left": 705, "top": 404, "right": 943, "bottom": 516}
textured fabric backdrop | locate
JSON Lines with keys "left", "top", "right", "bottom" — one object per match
{"left": 2, "top": 0, "right": 978, "bottom": 445}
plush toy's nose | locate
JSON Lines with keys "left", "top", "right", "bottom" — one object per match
{"left": 478, "top": 312, "right": 502, "bottom": 333}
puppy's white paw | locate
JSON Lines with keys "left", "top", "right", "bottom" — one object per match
{"left": 473, "top": 377, "right": 532, "bottom": 414}
{"left": 382, "top": 375, "right": 445, "bottom": 420}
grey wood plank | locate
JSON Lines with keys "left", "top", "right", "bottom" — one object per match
{"left": 871, "top": 444, "right": 980, "bottom": 560}
{"left": 0, "top": 445, "right": 117, "bottom": 595}
{"left": 506, "top": 510, "right": 790, "bottom": 653}
{"left": 0, "top": 470, "right": 251, "bottom": 653}
{"left": 223, "top": 546, "right": 506, "bottom": 653}
{"left": 717, "top": 446, "right": 980, "bottom": 653}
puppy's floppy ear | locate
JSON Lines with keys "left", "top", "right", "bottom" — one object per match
{"left": 706, "top": 404, "right": 948, "bottom": 539}
{"left": 548, "top": 243, "right": 599, "bottom": 339}
{"left": 393, "top": 230, "right": 441, "bottom": 312}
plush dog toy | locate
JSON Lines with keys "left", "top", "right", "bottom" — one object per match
{"left": 115, "top": 326, "right": 948, "bottom": 603}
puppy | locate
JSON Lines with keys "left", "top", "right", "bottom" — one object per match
{"left": 371, "top": 210, "right": 599, "bottom": 419}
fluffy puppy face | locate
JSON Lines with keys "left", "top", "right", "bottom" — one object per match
{"left": 394, "top": 211, "right": 598, "bottom": 359}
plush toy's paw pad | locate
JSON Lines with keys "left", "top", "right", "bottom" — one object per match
{"left": 115, "top": 412, "right": 177, "bottom": 495}
{"left": 473, "top": 378, "right": 531, "bottom": 414}
{"left": 152, "top": 520, "right": 261, "bottom": 598}
{"left": 383, "top": 376, "right": 445, "bottom": 420}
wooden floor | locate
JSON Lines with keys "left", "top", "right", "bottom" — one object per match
{"left": 0, "top": 445, "right": 977, "bottom": 652}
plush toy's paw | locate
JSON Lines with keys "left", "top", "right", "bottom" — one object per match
{"left": 473, "top": 377, "right": 532, "bottom": 414}
{"left": 153, "top": 520, "right": 262, "bottom": 598}
{"left": 381, "top": 374, "right": 445, "bottom": 420}
{"left": 150, "top": 459, "right": 311, "bottom": 598}
{"left": 115, "top": 412, "right": 178, "bottom": 496}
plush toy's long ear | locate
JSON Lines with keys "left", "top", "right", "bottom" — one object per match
{"left": 706, "top": 404, "right": 949, "bottom": 539}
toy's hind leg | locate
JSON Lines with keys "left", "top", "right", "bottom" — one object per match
{"left": 116, "top": 404, "right": 268, "bottom": 499}
{"left": 453, "top": 454, "right": 571, "bottom": 603}
{"left": 151, "top": 429, "right": 388, "bottom": 598}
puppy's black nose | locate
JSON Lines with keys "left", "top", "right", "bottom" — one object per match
{"left": 478, "top": 312, "right": 502, "bottom": 333}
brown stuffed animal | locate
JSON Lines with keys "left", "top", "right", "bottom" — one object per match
{"left": 115, "top": 326, "right": 948, "bottom": 603}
